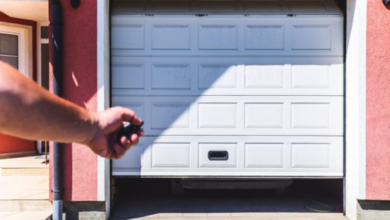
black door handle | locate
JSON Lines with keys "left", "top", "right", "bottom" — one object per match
{"left": 208, "top": 151, "right": 229, "bottom": 161}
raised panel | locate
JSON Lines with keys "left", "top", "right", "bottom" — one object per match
{"left": 112, "top": 17, "right": 343, "bottom": 56}
{"left": 113, "top": 136, "right": 343, "bottom": 177}
{"left": 112, "top": 57, "right": 343, "bottom": 96}
{"left": 245, "top": 144, "right": 284, "bottom": 168}
{"left": 245, "top": 25, "right": 284, "bottom": 50}
{"left": 199, "top": 64, "right": 237, "bottom": 88}
{"left": 152, "top": 25, "right": 191, "bottom": 49}
{"left": 245, "top": 103, "right": 283, "bottom": 128}
{"left": 199, "top": 103, "right": 236, "bottom": 128}
{"left": 113, "top": 96, "right": 342, "bottom": 135}
{"left": 292, "top": 65, "right": 330, "bottom": 88}
{"left": 113, "top": 143, "right": 145, "bottom": 169}
{"left": 152, "top": 143, "right": 190, "bottom": 167}
{"left": 291, "top": 103, "right": 330, "bottom": 128}
{"left": 112, "top": 64, "right": 144, "bottom": 89}
{"left": 199, "top": 143, "right": 237, "bottom": 168}
{"left": 111, "top": 25, "right": 144, "bottom": 49}
{"left": 152, "top": 103, "right": 190, "bottom": 129}
{"left": 152, "top": 64, "right": 191, "bottom": 89}
{"left": 245, "top": 65, "right": 284, "bottom": 88}
{"left": 292, "top": 25, "right": 331, "bottom": 50}
{"left": 291, "top": 143, "right": 330, "bottom": 168}
{"left": 118, "top": 103, "right": 145, "bottom": 122}
{"left": 199, "top": 25, "right": 237, "bottom": 49}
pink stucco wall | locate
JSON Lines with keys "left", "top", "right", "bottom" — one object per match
{"left": 366, "top": 0, "right": 390, "bottom": 200}
{"left": 49, "top": 0, "right": 98, "bottom": 201}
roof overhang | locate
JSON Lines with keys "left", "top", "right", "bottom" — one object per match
{"left": 0, "top": 0, "right": 48, "bottom": 22}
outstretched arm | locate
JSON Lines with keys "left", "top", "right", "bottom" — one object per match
{"left": 0, "top": 61, "right": 143, "bottom": 159}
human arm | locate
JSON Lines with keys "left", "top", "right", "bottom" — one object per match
{"left": 0, "top": 61, "right": 143, "bottom": 159}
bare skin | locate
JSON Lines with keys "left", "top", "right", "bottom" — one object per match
{"left": 0, "top": 61, "right": 143, "bottom": 159}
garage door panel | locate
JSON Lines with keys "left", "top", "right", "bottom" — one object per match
{"left": 111, "top": 16, "right": 343, "bottom": 56}
{"left": 292, "top": 25, "right": 331, "bottom": 50}
{"left": 151, "top": 64, "right": 191, "bottom": 89}
{"left": 111, "top": 7, "right": 344, "bottom": 178}
{"left": 112, "top": 96, "right": 343, "bottom": 135}
{"left": 112, "top": 136, "right": 343, "bottom": 177}
{"left": 199, "top": 25, "right": 238, "bottom": 50}
{"left": 245, "top": 25, "right": 284, "bottom": 50}
{"left": 111, "top": 25, "right": 145, "bottom": 50}
{"left": 151, "top": 103, "right": 191, "bottom": 129}
{"left": 151, "top": 25, "right": 191, "bottom": 50}
{"left": 112, "top": 57, "right": 343, "bottom": 95}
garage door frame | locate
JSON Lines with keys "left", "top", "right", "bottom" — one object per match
{"left": 97, "top": 1, "right": 367, "bottom": 219}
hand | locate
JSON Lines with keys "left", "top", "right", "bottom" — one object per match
{"left": 86, "top": 107, "right": 144, "bottom": 159}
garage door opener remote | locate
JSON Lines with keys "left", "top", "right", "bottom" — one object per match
{"left": 117, "top": 121, "right": 144, "bottom": 141}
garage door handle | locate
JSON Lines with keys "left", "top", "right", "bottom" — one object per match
{"left": 208, "top": 151, "right": 228, "bottom": 161}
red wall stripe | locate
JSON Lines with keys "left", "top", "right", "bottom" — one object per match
{"left": 0, "top": 11, "right": 37, "bottom": 154}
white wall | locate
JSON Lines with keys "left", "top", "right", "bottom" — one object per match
{"left": 345, "top": 0, "right": 367, "bottom": 219}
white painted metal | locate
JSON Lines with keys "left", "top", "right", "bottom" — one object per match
{"left": 113, "top": 136, "right": 343, "bottom": 177}
{"left": 112, "top": 56, "right": 344, "bottom": 96}
{"left": 111, "top": 17, "right": 343, "bottom": 57}
{"left": 97, "top": 0, "right": 111, "bottom": 215}
{"left": 112, "top": 96, "right": 343, "bottom": 136}
{"left": 345, "top": 0, "right": 367, "bottom": 219}
{"left": 111, "top": 2, "right": 344, "bottom": 177}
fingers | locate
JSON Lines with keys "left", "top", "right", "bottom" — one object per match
{"left": 137, "top": 129, "right": 144, "bottom": 137}
{"left": 112, "top": 133, "right": 141, "bottom": 160}
{"left": 113, "top": 143, "right": 127, "bottom": 159}
{"left": 119, "top": 107, "right": 143, "bottom": 125}
{"left": 100, "top": 107, "right": 144, "bottom": 160}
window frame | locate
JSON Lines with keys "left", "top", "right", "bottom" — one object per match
{"left": 0, "top": 25, "right": 29, "bottom": 77}
{"left": 37, "top": 22, "right": 49, "bottom": 87}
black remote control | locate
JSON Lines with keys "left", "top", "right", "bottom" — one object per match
{"left": 116, "top": 121, "right": 144, "bottom": 141}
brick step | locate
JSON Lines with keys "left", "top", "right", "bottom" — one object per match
{"left": 0, "top": 200, "right": 51, "bottom": 212}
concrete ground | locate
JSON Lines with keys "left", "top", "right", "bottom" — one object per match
{"left": 110, "top": 179, "right": 347, "bottom": 220}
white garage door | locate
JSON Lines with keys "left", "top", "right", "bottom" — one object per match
{"left": 111, "top": 0, "right": 344, "bottom": 177}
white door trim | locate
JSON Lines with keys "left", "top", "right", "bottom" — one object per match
{"left": 37, "top": 22, "right": 49, "bottom": 87}
{"left": 0, "top": 24, "right": 29, "bottom": 77}
{"left": 345, "top": 0, "right": 367, "bottom": 219}
{"left": 97, "top": 0, "right": 111, "bottom": 219}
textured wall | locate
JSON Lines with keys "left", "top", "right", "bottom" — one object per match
{"left": 49, "top": 0, "right": 98, "bottom": 201}
{"left": 0, "top": 11, "right": 37, "bottom": 154}
{"left": 0, "top": 133, "right": 35, "bottom": 154}
{"left": 366, "top": 0, "right": 390, "bottom": 200}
